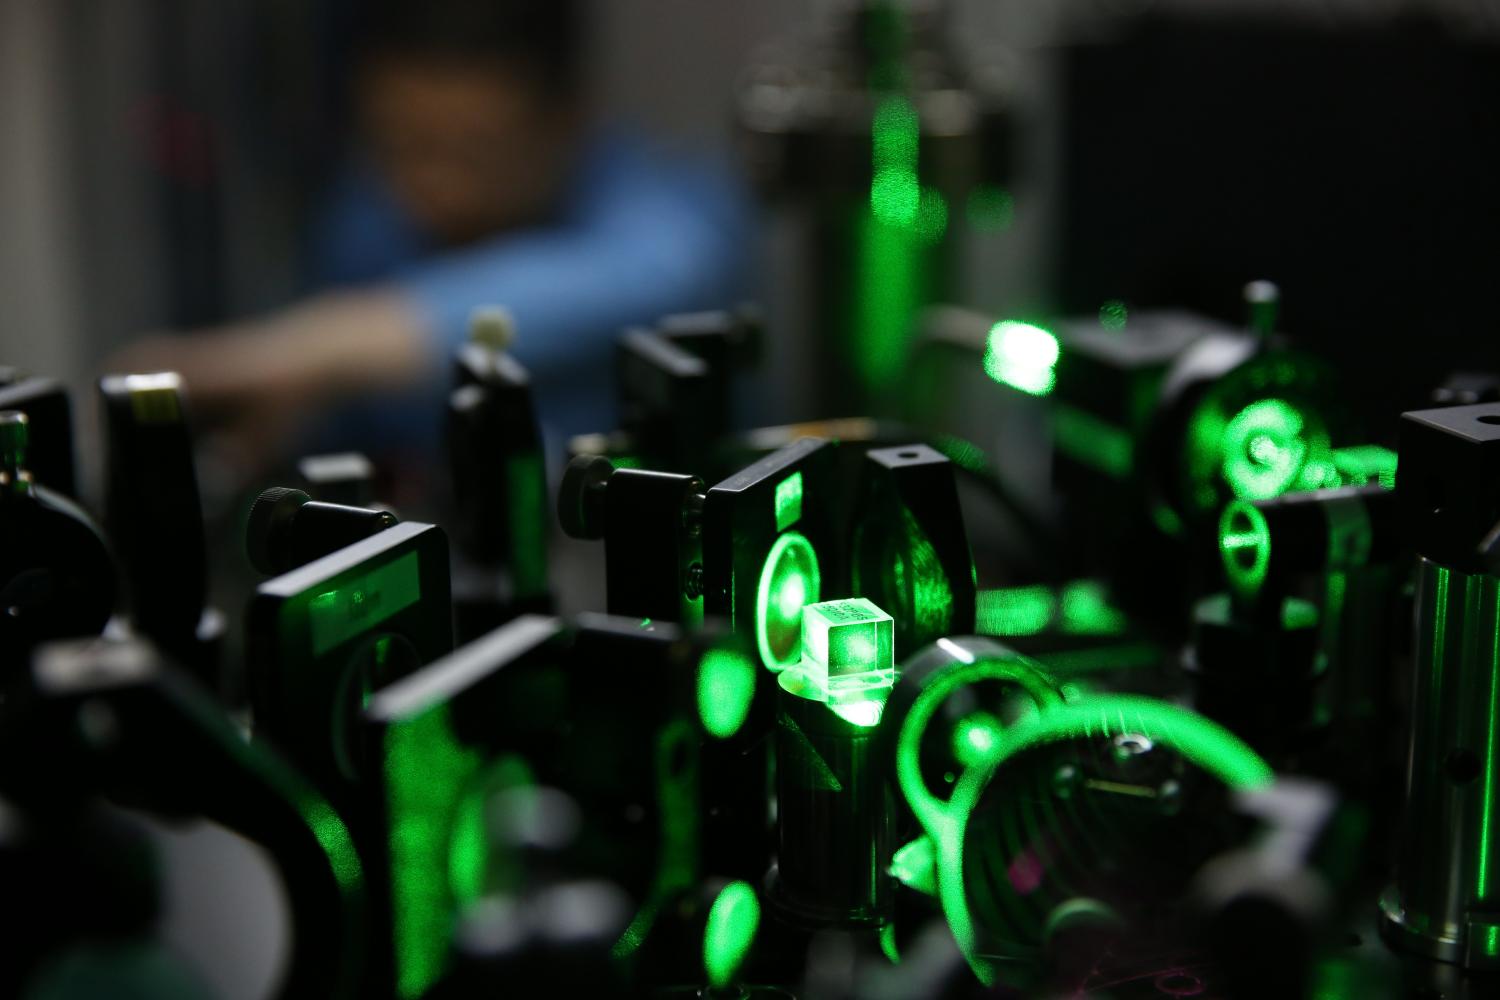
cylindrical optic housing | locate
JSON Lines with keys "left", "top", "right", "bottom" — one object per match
{"left": 1382, "top": 557, "right": 1500, "bottom": 968}
{"left": 771, "top": 672, "right": 893, "bottom": 928}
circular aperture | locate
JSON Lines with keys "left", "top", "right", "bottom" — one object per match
{"left": 754, "top": 531, "right": 820, "bottom": 672}
{"left": 1219, "top": 500, "right": 1271, "bottom": 598}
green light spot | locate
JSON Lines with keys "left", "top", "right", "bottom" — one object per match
{"left": 774, "top": 471, "right": 803, "bottom": 532}
{"left": 703, "top": 880, "right": 760, "bottom": 990}
{"left": 983, "top": 321, "right": 1059, "bottom": 397}
{"left": 952, "top": 711, "right": 1004, "bottom": 769}
{"left": 829, "top": 697, "right": 887, "bottom": 728}
{"left": 966, "top": 185, "right": 1014, "bottom": 232}
{"left": 1053, "top": 405, "right": 1133, "bottom": 480}
{"left": 871, "top": 168, "right": 920, "bottom": 227}
{"left": 754, "top": 531, "right": 821, "bottom": 672}
{"left": 1220, "top": 398, "right": 1328, "bottom": 501}
{"left": 889, "top": 835, "right": 939, "bottom": 896}
{"left": 976, "top": 585, "right": 1054, "bottom": 636}
{"left": 697, "top": 647, "right": 756, "bottom": 740}
{"left": 1220, "top": 500, "right": 1272, "bottom": 598}
{"left": 1099, "top": 300, "right": 1128, "bottom": 330}
{"left": 914, "top": 189, "right": 949, "bottom": 243}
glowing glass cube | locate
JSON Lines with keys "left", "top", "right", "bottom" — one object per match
{"left": 799, "top": 598, "right": 895, "bottom": 704}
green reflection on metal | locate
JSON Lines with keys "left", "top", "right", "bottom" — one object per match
{"left": 983, "top": 321, "right": 1059, "bottom": 397}
{"left": 698, "top": 647, "right": 756, "bottom": 740}
{"left": 1220, "top": 500, "right": 1272, "bottom": 598}
{"left": 384, "top": 702, "right": 482, "bottom": 999}
{"left": 754, "top": 531, "right": 821, "bottom": 672}
{"left": 1053, "top": 405, "right": 1133, "bottom": 480}
{"left": 703, "top": 880, "right": 760, "bottom": 989}
{"left": 880, "top": 922, "right": 902, "bottom": 964}
{"left": 966, "top": 185, "right": 1014, "bottom": 231}
{"left": 1099, "top": 300, "right": 1128, "bottom": 330}
{"left": 613, "top": 720, "right": 699, "bottom": 959}
{"left": 889, "top": 835, "right": 939, "bottom": 896}
{"left": 309, "top": 551, "right": 421, "bottom": 657}
{"left": 1479, "top": 610, "right": 1500, "bottom": 899}
{"left": 774, "top": 471, "right": 803, "bottom": 532}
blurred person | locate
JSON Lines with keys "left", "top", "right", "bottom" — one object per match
{"left": 113, "top": 0, "right": 749, "bottom": 472}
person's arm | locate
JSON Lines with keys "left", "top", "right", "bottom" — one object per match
{"left": 109, "top": 142, "right": 749, "bottom": 459}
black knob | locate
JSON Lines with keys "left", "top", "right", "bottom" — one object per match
{"left": 557, "top": 455, "right": 613, "bottom": 540}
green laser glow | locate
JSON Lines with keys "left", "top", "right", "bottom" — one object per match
{"left": 880, "top": 922, "right": 902, "bottom": 964}
{"left": 1099, "top": 300, "right": 1128, "bottom": 330}
{"left": 1220, "top": 398, "right": 1326, "bottom": 501}
{"left": 303, "top": 799, "right": 363, "bottom": 893}
{"left": 384, "top": 703, "right": 482, "bottom": 999}
{"left": 697, "top": 647, "right": 756, "bottom": 740}
{"left": 952, "top": 712, "right": 1004, "bottom": 769}
{"left": 1220, "top": 500, "right": 1272, "bottom": 597}
{"left": 889, "top": 835, "right": 938, "bottom": 896}
{"left": 774, "top": 471, "right": 804, "bottom": 532}
{"left": 983, "top": 321, "right": 1059, "bottom": 397}
{"left": 1331, "top": 444, "right": 1398, "bottom": 490}
{"left": 754, "top": 531, "right": 821, "bottom": 672}
{"left": 975, "top": 585, "right": 1054, "bottom": 637}
{"left": 703, "top": 880, "right": 760, "bottom": 989}
{"left": 829, "top": 698, "right": 888, "bottom": 728}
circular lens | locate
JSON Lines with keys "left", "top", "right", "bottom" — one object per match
{"left": 755, "top": 531, "right": 820, "bottom": 672}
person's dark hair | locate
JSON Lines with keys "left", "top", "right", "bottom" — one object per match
{"left": 360, "top": 0, "right": 586, "bottom": 97}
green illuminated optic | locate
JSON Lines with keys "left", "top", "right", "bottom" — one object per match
{"left": 1099, "top": 300, "right": 1128, "bottom": 330}
{"left": 880, "top": 922, "right": 901, "bottom": 965}
{"left": 891, "top": 653, "right": 1063, "bottom": 987}
{"left": 983, "top": 321, "right": 1059, "bottom": 397}
{"left": 697, "top": 647, "right": 756, "bottom": 740}
{"left": 952, "top": 712, "right": 1004, "bottom": 769}
{"left": 943, "top": 695, "right": 1274, "bottom": 983}
{"left": 1220, "top": 500, "right": 1272, "bottom": 597}
{"left": 774, "top": 471, "right": 803, "bottom": 532}
{"left": 703, "top": 880, "right": 760, "bottom": 990}
{"left": 1220, "top": 399, "right": 1326, "bottom": 500}
{"left": 754, "top": 531, "right": 821, "bottom": 672}
{"left": 797, "top": 598, "right": 895, "bottom": 705}
{"left": 1058, "top": 581, "right": 1127, "bottom": 636}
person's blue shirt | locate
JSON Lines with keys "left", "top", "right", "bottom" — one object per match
{"left": 305, "top": 129, "right": 753, "bottom": 455}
